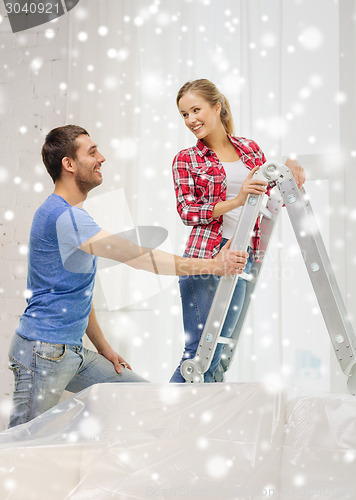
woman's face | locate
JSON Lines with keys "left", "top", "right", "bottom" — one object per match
{"left": 178, "top": 92, "right": 222, "bottom": 140}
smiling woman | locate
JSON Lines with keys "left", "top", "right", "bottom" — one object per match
{"left": 170, "top": 79, "right": 306, "bottom": 384}
{"left": 170, "top": 79, "right": 269, "bottom": 383}
{"left": 179, "top": 92, "right": 225, "bottom": 141}
{"left": 178, "top": 81, "right": 235, "bottom": 142}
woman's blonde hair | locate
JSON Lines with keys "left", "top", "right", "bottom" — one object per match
{"left": 176, "top": 79, "right": 235, "bottom": 136}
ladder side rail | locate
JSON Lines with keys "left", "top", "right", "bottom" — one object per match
{"left": 180, "top": 193, "right": 264, "bottom": 382}
{"left": 278, "top": 176, "right": 356, "bottom": 381}
{"left": 215, "top": 193, "right": 283, "bottom": 380}
{"left": 305, "top": 204, "right": 356, "bottom": 392}
{"left": 302, "top": 194, "right": 356, "bottom": 335}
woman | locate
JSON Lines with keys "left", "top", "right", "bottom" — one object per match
{"left": 170, "top": 79, "right": 305, "bottom": 383}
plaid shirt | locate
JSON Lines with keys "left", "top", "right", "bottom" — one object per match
{"left": 172, "top": 135, "right": 266, "bottom": 260}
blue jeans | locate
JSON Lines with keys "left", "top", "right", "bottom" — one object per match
{"left": 170, "top": 240, "right": 252, "bottom": 383}
{"left": 8, "top": 334, "right": 147, "bottom": 428}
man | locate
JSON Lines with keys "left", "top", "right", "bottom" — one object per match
{"left": 8, "top": 125, "right": 248, "bottom": 427}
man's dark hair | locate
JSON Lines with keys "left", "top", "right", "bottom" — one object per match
{"left": 41, "top": 125, "right": 89, "bottom": 183}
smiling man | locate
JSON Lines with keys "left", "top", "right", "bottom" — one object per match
{"left": 7, "top": 125, "right": 248, "bottom": 427}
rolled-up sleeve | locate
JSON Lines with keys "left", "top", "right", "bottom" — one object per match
{"left": 172, "top": 153, "right": 218, "bottom": 226}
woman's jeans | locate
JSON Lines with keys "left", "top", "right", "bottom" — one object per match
{"left": 170, "top": 239, "right": 252, "bottom": 383}
{"left": 8, "top": 334, "right": 147, "bottom": 428}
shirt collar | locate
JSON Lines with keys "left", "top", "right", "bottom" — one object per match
{"left": 195, "top": 139, "right": 211, "bottom": 157}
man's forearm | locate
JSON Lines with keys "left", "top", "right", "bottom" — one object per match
{"left": 81, "top": 231, "right": 201, "bottom": 275}
{"left": 138, "top": 249, "right": 215, "bottom": 276}
{"left": 102, "top": 245, "right": 217, "bottom": 276}
{"left": 80, "top": 230, "right": 246, "bottom": 276}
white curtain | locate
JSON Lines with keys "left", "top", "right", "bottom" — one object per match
{"left": 66, "top": 0, "right": 349, "bottom": 390}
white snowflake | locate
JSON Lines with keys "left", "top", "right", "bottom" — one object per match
{"left": 298, "top": 27, "right": 324, "bottom": 50}
{"left": 77, "top": 32, "right": 88, "bottom": 42}
{"left": 78, "top": 416, "right": 101, "bottom": 439}
{"left": 206, "top": 455, "right": 229, "bottom": 479}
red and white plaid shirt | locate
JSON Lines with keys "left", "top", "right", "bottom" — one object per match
{"left": 172, "top": 135, "right": 267, "bottom": 260}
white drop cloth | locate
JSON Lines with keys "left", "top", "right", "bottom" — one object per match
{"left": 0, "top": 383, "right": 354, "bottom": 499}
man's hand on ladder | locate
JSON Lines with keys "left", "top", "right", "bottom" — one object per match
{"left": 213, "top": 240, "right": 249, "bottom": 276}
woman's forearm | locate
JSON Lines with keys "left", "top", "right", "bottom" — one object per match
{"left": 211, "top": 197, "right": 241, "bottom": 218}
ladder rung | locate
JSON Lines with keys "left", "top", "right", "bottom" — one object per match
{"left": 240, "top": 272, "right": 254, "bottom": 282}
{"left": 260, "top": 206, "right": 273, "bottom": 219}
{"left": 217, "top": 337, "right": 237, "bottom": 345}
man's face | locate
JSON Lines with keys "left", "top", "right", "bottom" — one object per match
{"left": 71, "top": 134, "right": 106, "bottom": 193}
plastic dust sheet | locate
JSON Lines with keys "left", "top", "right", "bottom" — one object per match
{"left": 0, "top": 383, "right": 355, "bottom": 500}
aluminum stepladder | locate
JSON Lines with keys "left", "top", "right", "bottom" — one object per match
{"left": 180, "top": 161, "right": 356, "bottom": 395}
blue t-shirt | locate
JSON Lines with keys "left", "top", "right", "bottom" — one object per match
{"left": 16, "top": 194, "right": 101, "bottom": 345}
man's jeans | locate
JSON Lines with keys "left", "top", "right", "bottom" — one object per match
{"left": 170, "top": 240, "right": 253, "bottom": 383}
{"left": 8, "top": 333, "right": 146, "bottom": 428}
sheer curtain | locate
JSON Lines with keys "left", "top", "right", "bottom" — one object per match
{"left": 66, "top": 0, "right": 351, "bottom": 390}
